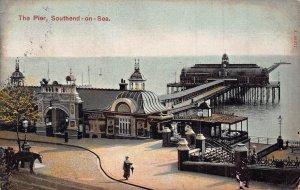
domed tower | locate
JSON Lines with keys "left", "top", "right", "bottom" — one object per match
{"left": 10, "top": 58, "right": 25, "bottom": 86}
{"left": 65, "top": 69, "right": 76, "bottom": 85}
{"left": 128, "top": 59, "right": 146, "bottom": 91}
{"left": 221, "top": 53, "right": 229, "bottom": 68}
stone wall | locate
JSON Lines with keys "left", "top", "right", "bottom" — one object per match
{"left": 180, "top": 161, "right": 300, "bottom": 186}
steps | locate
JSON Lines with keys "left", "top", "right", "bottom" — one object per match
{"left": 204, "top": 138, "right": 233, "bottom": 163}
{"left": 204, "top": 147, "right": 232, "bottom": 163}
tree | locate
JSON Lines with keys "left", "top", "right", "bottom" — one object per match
{"left": 0, "top": 86, "right": 38, "bottom": 152}
{"left": 0, "top": 148, "right": 11, "bottom": 190}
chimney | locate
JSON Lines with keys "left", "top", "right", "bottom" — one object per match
{"left": 119, "top": 78, "right": 128, "bottom": 90}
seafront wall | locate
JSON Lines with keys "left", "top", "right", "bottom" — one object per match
{"left": 180, "top": 161, "right": 300, "bottom": 186}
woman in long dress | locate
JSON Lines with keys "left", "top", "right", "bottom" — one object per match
{"left": 123, "top": 156, "right": 133, "bottom": 180}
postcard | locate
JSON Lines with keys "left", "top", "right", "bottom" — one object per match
{"left": 0, "top": 1, "right": 299, "bottom": 189}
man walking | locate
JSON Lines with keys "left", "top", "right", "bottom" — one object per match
{"left": 123, "top": 156, "right": 133, "bottom": 180}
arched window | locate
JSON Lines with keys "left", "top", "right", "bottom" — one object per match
{"left": 116, "top": 103, "right": 131, "bottom": 113}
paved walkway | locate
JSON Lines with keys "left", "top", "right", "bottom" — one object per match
{"left": 0, "top": 131, "right": 294, "bottom": 190}
{"left": 0, "top": 139, "right": 140, "bottom": 190}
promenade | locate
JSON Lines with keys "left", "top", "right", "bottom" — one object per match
{"left": 0, "top": 131, "right": 293, "bottom": 190}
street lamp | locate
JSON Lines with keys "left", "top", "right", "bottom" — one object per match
{"left": 65, "top": 117, "right": 69, "bottom": 131}
{"left": 278, "top": 115, "right": 282, "bottom": 137}
{"left": 23, "top": 120, "right": 28, "bottom": 137}
{"left": 22, "top": 119, "right": 31, "bottom": 152}
{"left": 277, "top": 115, "right": 284, "bottom": 150}
{"left": 64, "top": 117, "right": 69, "bottom": 143}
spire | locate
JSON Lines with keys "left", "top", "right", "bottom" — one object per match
{"left": 135, "top": 59, "right": 139, "bottom": 71}
{"left": 15, "top": 57, "right": 20, "bottom": 72}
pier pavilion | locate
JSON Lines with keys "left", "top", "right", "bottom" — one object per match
{"left": 172, "top": 102, "right": 249, "bottom": 146}
{"left": 11, "top": 59, "right": 172, "bottom": 139}
{"left": 160, "top": 54, "right": 289, "bottom": 116}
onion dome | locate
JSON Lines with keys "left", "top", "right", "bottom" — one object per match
{"left": 129, "top": 59, "right": 146, "bottom": 82}
{"left": 10, "top": 58, "right": 24, "bottom": 79}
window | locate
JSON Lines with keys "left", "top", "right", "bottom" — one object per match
{"left": 116, "top": 103, "right": 131, "bottom": 113}
{"left": 119, "top": 117, "right": 131, "bottom": 135}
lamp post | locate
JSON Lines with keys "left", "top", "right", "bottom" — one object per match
{"left": 278, "top": 115, "right": 282, "bottom": 137}
{"left": 22, "top": 119, "right": 30, "bottom": 152}
{"left": 277, "top": 115, "right": 283, "bottom": 149}
{"left": 66, "top": 117, "right": 69, "bottom": 128}
{"left": 64, "top": 117, "right": 69, "bottom": 143}
{"left": 23, "top": 120, "right": 28, "bottom": 141}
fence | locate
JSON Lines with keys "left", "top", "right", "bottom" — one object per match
{"left": 250, "top": 136, "right": 300, "bottom": 147}
{"left": 254, "top": 156, "right": 300, "bottom": 168}
{"left": 249, "top": 136, "right": 277, "bottom": 145}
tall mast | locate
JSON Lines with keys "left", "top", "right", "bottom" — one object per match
{"left": 47, "top": 62, "right": 50, "bottom": 81}
{"left": 88, "top": 65, "right": 90, "bottom": 85}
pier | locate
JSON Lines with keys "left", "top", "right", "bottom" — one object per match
{"left": 160, "top": 54, "right": 289, "bottom": 116}
{"left": 159, "top": 80, "right": 280, "bottom": 116}
{"left": 210, "top": 81, "right": 280, "bottom": 106}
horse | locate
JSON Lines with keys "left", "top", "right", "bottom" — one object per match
{"left": 14, "top": 152, "right": 42, "bottom": 173}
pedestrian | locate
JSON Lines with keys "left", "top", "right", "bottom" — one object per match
{"left": 241, "top": 167, "right": 249, "bottom": 188}
{"left": 236, "top": 170, "right": 247, "bottom": 189}
{"left": 123, "top": 156, "right": 133, "bottom": 180}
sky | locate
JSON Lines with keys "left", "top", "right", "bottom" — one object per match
{"left": 0, "top": 0, "right": 299, "bottom": 57}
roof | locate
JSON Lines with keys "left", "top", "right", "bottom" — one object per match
{"left": 117, "top": 91, "right": 167, "bottom": 114}
{"left": 222, "top": 53, "right": 229, "bottom": 60}
{"left": 10, "top": 71, "right": 24, "bottom": 79}
{"left": 201, "top": 114, "right": 247, "bottom": 124}
{"left": 159, "top": 79, "right": 224, "bottom": 100}
{"left": 198, "top": 102, "right": 210, "bottom": 109}
{"left": 26, "top": 85, "right": 123, "bottom": 111}
{"left": 26, "top": 85, "right": 166, "bottom": 113}
{"left": 77, "top": 88, "right": 123, "bottom": 110}
{"left": 66, "top": 75, "right": 76, "bottom": 81}
{"left": 174, "top": 114, "right": 247, "bottom": 124}
{"left": 129, "top": 69, "right": 146, "bottom": 81}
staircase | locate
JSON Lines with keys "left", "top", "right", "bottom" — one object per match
{"left": 204, "top": 138, "right": 233, "bottom": 163}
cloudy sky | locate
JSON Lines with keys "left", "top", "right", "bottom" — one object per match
{"left": 1, "top": 0, "right": 299, "bottom": 57}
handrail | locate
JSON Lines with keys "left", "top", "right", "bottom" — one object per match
{"left": 250, "top": 136, "right": 300, "bottom": 146}
{"left": 256, "top": 143, "right": 279, "bottom": 159}
{"left": 206, "top": 137, "right": 232, "bottom": 153}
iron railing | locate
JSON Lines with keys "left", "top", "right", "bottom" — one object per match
{"left": 254, "top": 156, "right": 300, "bottom": 168}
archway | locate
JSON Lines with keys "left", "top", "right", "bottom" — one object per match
{"left": 45, "top": 108, "right": 69, "bottom": 133}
